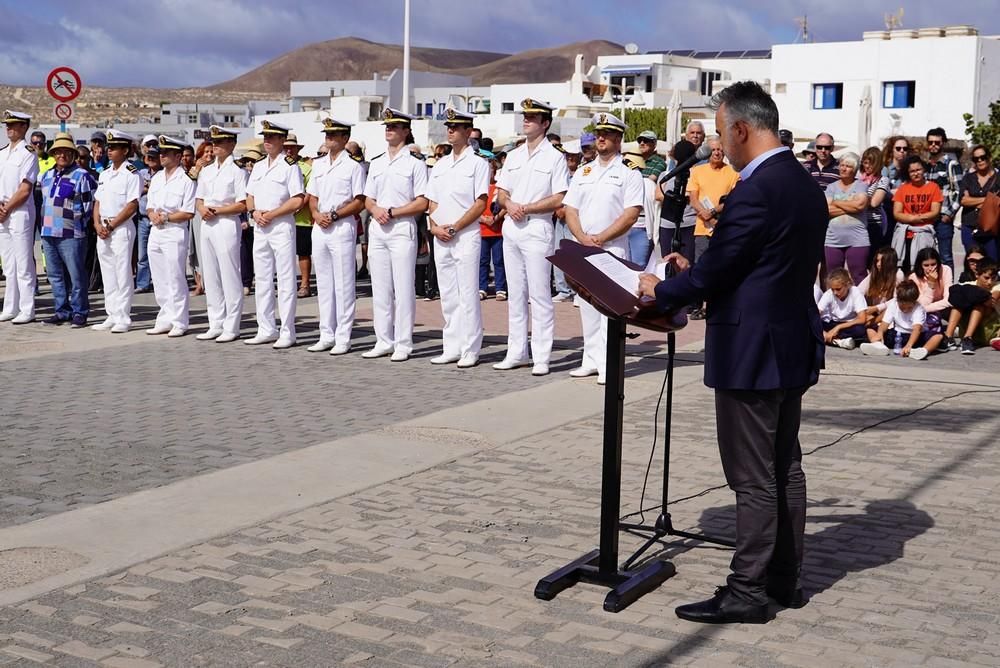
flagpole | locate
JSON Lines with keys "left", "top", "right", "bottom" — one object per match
{"left": 402, "top": 0, "right": 411, "bottom": 114}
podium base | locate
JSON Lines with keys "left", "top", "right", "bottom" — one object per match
{"left": 534, "top": 549, "right": 677, "bottom": 613}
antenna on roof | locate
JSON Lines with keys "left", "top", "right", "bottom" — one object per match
{"left": 624, "top": 43, "right": 639, "bottom": 55}
{"left": 885, "top": 7, "right": 904, "bottom": 31}
{"left": 794, "top": 15, "right": 812, "bottom": 43}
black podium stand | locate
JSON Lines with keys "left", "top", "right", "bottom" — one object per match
{"left": 533, "top": 240, "right": 691, "bottom": 612}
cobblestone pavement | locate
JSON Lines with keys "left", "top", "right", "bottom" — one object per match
{"left": 2, "top": 363, "right": 998, "bottom": 667}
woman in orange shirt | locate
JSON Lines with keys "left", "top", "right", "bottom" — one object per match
{"left": 892, "top": 155, "right": 942, "bottom": 274}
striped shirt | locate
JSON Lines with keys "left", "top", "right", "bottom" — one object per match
{"left": 39, "top": 166, "right": 97, "bottom": 239}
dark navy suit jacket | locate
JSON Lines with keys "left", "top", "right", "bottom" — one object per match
{"left": 654, "top": 149, "right": 828, "bottom": 391}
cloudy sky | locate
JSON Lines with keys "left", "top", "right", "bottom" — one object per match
{"left": 3, "top": 0, "right": 999, "bottom": 88}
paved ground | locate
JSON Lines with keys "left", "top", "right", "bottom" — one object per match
{"left": 2, "top": 273, "right": 1000, "bottom": 667}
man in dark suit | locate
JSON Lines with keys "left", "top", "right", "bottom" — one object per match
{"left": 639, "top": 81, "right": 828, "bottom": 624}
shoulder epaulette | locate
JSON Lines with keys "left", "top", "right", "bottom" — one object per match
{"left": 350, "top": 154, "right": 363, "bottom": 163}
{"left": 370, "top": 152, "right": 385, "bottom": 161}
{"left": 126, "top": 163, "right": 137, "bottom": 173}
{"left": 186, "top": 169, "right": 198, "bottom": 181}
{"left": 26, "top": 145, "right": 36, "bottom": 154}
{"left": 285, "top": 155, "right": 298, "bottom": 166}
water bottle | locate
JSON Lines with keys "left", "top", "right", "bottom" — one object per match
{"left": 892, "top": 330, "right": 903, "bottom": 356}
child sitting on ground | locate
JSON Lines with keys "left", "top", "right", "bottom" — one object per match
{"left": 860, "top": 279, "right": 944, "bottom": 360}
{"left": 942, "top": 258, "right": 1000, "bottom": 354}
{"left": 818, "top": 268, "right": 868, "bottom": 349}
{"left": 858, "top": 247, "right": 904, "bottom": 327}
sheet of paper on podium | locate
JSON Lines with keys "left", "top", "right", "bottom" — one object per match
{"left": 586, "top": 254, "right": 641, "bottom": 295}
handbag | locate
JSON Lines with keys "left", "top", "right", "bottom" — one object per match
{"left": 977, "top": 173, "right": 1000, "bottom": 236}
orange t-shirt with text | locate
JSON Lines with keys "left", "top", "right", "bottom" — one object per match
{"left": 892, "top": 181, "right": 942, "bottom": 225}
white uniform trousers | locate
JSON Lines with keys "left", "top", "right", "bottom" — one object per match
{"left": 201, "top": 217, "right": 244, "bottom": 336}
{"left": 252, "top": 218, "right": 297, "bottom": 340}
{"left": 148, "top": 223, "right": 190, "bottom": 330}
{"left": 0, "top": 210, "right": 37, "bottom": 318}
{"left": 96, "top": 220, "right": 136, "bottom": 327}
{"left": 312, "top": 220, "right": 357, "bottom": 347}
{"left": 576, "top": 243, "right": 627, "bottom": 380}
{"left": 368, "top": 219, "right": 417, "bottom": 354}
{"left": 434, "top": 227, "right": 483, "bottom": 358}
{"left": 501, "top": 220, "right": 555, "bottom": 364}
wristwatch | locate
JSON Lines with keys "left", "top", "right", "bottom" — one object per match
{"left": 447, "top": 227, "right": 456, "bottom": 236}
{"left": 331, "top": 211, "right": 340, "bottom": 221}
{"left": 387, "top": 207, "right": 394, "bottom": 219}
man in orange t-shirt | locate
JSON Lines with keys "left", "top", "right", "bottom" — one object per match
{"left": 479, "top": 164, "right": 507, "bottom": 299}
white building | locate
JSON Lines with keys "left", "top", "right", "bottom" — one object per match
{"left": 159, "top": 100, "right": 281, "bottom": 127}
{"left": 770, "top": 26, "right": 1000, "bottom": 149}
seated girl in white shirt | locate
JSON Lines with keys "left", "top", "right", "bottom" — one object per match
{"left": 818, "top": 268, "right": 868, "bottom": 349}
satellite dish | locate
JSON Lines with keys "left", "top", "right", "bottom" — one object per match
{"left": 624, "top": 43, "right": 639, "bottom": 55}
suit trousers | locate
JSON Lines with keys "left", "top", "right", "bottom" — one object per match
{"left": 501, "top": 220, "right": 554, "bottom": 364}
{"left": 148, "top": 223, "right": 190, "bottom": 330}
{"left": 312, "top": 220, "right": 357, "bottom": 347}
{"left": 0, "top": 209, "right": 37, "bottom": 318}
{"left": 201, "top": 217, "right": 244, "bottom": 335}
{"left": 252, "top": 219, "right": 297, "bottom": 341}
{"left": 434, "top": 228, "right": 483, "bottom": 358}
{"left": 714, "top": 387, "right": 808, "bottom": 605}
{"left": 368, "top": 219, "right": 417, "bottom": 354}
{"left": 96, "top": 220, "right": 136, "bottom": 327}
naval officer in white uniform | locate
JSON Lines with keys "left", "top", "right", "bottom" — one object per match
{"left": 493, "top": 99, "right": 571, "bottom": 376}
{"left": 195, "top": 125, "right": 249, "bottom": 343}
{"left": 362, "top": 108, "right": 428, "bottom": 362}
{"left": 306, "top": 117, "right": 366, "bottom": 354}
{"left": 0, "top": 110, "right": 39, "bottom": 324}
{"left": 245, "top": 120, "right": 304, "bottom": 349}
{"left": 563, "top": 112, "right": 645, "bottom": 384}
{"left": 92, "top": 129, "right": 142, "bottom": 333}
{"left": 146, "top": 135, "right": 197, "bottom": 337}
{"left": 425, "top": 108, "right": 490, "bottom": 367}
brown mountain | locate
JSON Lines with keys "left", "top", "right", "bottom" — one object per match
{"left": 212, "top": 37, "right": 510, "bottom": 92}
{"left": 211, "top": 37, "right": 625, "bottom": 92}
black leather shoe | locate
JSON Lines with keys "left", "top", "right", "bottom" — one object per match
{"left": 675, "top": 586, "right": 770, "bottom": 624}
{"left": 767, "top": 585, "right": 806, "bottom": 609}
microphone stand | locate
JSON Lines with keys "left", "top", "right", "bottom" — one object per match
{"left": 617, "top": 208, "right": 733, "bottom": 572}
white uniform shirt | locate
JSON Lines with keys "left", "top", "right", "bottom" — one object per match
{"left": 95, "top": 162, "right": 142, "bottom": 220}
{"left": 363, "top": 149, "right": 428, "bottom": 225}
{"left": 246, "top": 155, "right": 305, "bottom": 219}
{"left": 306, "top": 150, "right": 366, "bottom": 213}
{"left": 495, "top": 140, "right": 570, "bottom": 224}
{"left": 196, "top": 156, "right": 249, "bottom": 222}
{"left": 147, "top": 167, "right": 196, "bottom": 218}
{"left": 563, "top": 154, "right": 645, "bottom": 236}
{"left": 818, "top": 286, "right": 867, "bottom": 323}
{"left": 425, "top": 149, "right": 490, "bottom": 227}
{"left": 883, "top": 299, "right": 926, "bottom": 334}
{"left": 0, "top": 140, "right": 39, "bottom": 210}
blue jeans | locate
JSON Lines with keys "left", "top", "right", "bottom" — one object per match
{"left": 41, "top": 236, "right": 88, "bottom": 319}
{"left": 552, "top": 221, "right": 575, "bottom": 296}
{"left": 961, "top": 225, "right": 999, "bottom": 263}
{"left": 136, "top": 216, "right": 152, "bottom": 289}
{"left": 627, "top": 226, "right": 653, "bottom": 267}
{"left": 479, "top": 235, "right": 506, "bottom": 293}
{"left": 934, "top": 218, "right": 955, "bottom": 271}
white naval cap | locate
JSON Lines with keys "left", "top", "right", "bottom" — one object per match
{"left": 106, "top": 129, "right": 137, "bottom": 147}
{"left": 444, "top": 108, "right": 475, "bottom": 125}
{"left": 381, "top": 108, "right": 414, "bottom": 125}
{"left": 157, "top": 134, "right": 188, "bottom": 152}
{"left": 321, "top": 117, "right": 353, "bottom": 133}
{"left": 259, "top": 119, "right": 291, "bottom": 136}
{"left": 209, "top": 125, "right": 238, "bottom": 141}
{"left": 3, "top": 110, "right": 30, "bottom": 125}
{"left": 591, "top": 111, "right": 627, "bottom": 133}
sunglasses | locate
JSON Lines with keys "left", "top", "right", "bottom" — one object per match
{"left": 968, "top": 257, "right": 984, "bottom": 263}
{"left": 815, "top": 145, "right": 833, "bottom": 151}
{"left": 926, "top": 140, "right": 943, "bottom": 146}
{"left": 973, "top": 154, "right": 989, "bottom": 162}
{"left": 894, "top": 146, "right": 909, "bottom": 152}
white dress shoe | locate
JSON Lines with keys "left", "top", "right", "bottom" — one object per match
{"left": 569, "top": 366, "right": 600, "bottom": 378}
{"left": 90, "top": 319, "right": 114, "bottom": 331}
{"left": 457, "top": 354, "right": 479, "bottom": 368}
{"left": 272, "top": 338, "right": 295, "bottom": 349}
{"left": 390, "top": 350, "right": 410, "bottom": 362}
{"left": 196, "top": 329, "right": 222, "bottom": 341}
{"left": 11, "top": 313, "right": 34, "bottom": 324}
{"left": 431, "top": 353, "right": 461, "bottom": 365}
{"left": 330, "top": 343, "right": 351, "bottom": 355}
{"left": 361, "top": 345, "right": 393, "bottom": 358}
{"left": 0, "top": 312, "right": 15, "bottom": 322}
{"left": 597, "top": 376, "right": 607, "bottom": 385}
{"left": 244, "top": 334, "right": 278, "bottom": 345}
{"left": 531, "top": 363, "right": 550, "bottom": 376}
{"left": 307, "top": 340, "right": 335, "bottom": 352}
{"left": 215, "top": 332, "right": 239, "bottom": 343}
{"left": 146, "top": 325, "right": 171, "bottom": 335}
{"left": 110, "top": 323, "right": 130, "bottom": 334}
{"left": 167, "top": 327, "right": 187, "bottom": 338}
{"left": 492, "top": 358, "right": 531, "bottom": 370}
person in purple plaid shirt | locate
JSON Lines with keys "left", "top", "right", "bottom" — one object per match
{"left": 39, "top": 132, "right": 97, "bottom": 327}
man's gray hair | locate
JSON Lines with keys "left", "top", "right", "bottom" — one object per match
{"left": 709, "top": 81, "right": 779, "bottom": 135}
{"left": 685, "top": 120, "right": 705, "bottom": 132}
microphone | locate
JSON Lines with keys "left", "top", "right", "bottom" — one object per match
{"left": 660, "top": 141, "right": 713, "bottom": 184}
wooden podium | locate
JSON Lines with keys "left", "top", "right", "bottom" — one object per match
{"left": 533, "top": 240, "right": 688, "bottom": 612}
